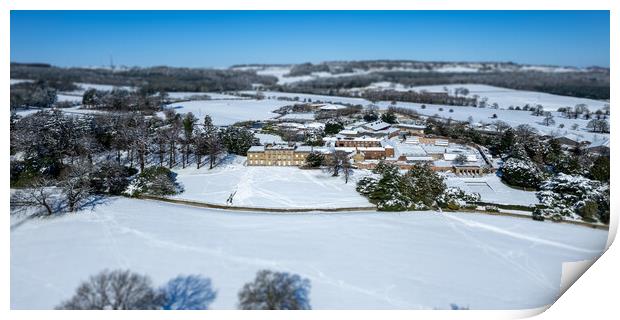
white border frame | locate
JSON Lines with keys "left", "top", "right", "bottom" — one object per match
{"left": 1, "top": 1, "right": 616, "bottom": 319}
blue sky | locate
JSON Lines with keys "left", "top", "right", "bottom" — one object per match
{"left": 10, "top": 11, "right": 609, "bottom": 68}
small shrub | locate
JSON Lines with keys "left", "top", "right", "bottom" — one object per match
{"left": 125, "top": 167, "right": 183, "bottom": 197}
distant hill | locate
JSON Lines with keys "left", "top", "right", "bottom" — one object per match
{"left": 231, "top": 60, "right": 609, "bottom": 100}
{"left": 10, "top": 60, "right": 609, "bottom": 100}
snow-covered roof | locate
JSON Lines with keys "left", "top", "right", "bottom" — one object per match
{"left": 588, "top": 138, "right": 610, "bottom": 149}
{"left": 406, "top": 156, "right": 434, "bottom": 162}
{"left": 248, "top": 146, "right": 265, "bottom": 152}
{"left": 397, "top": 123, "right": 426, "bottom": 130}
{"left": 362, "top": 121, "right": 391, "bottom": 131}
{"left": 319, "top": 104, "right": 347, "bottom": 110}
{"left": 339, "top": 129, "right": 358, "bottom": 135}
{"left": 336, "top": 136, "right": 382, "bottom": 142}
{"left": 295, "top": 146, "right": 332, "bottom": 153}
{"left": 405, "top": 137, "right": 420, "bottom": 144}
{"left": 335, "top": 147, "right": 387, "bottom": 152}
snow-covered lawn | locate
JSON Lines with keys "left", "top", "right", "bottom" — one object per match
{"left": 163, "top": 99, "right": 293, "bottom": 126}
{"left": 173, "top": 157, "right": 370, "bottom": 209}
{"left": 446, "top": 174, "right": 539, "bottom": 206}
{"left": 11, "top": 197, "right": 607, "bottom": 309}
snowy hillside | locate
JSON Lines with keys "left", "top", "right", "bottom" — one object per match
{"left": 386, "top": 84, "right": 609, "bottom": 112}
{"left": 11, "top": 197, "right": 607, "bottom": 310}
{"left": 375, "top": 100, "right": 609, "bottom": 143}
{"left": 233, "top": 62, "right": 589, "bottom": 86}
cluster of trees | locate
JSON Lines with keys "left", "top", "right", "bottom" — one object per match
{"left": 557, "top": 104, "right": 610, "bottom": 120}
{"left": 82, "top": 88, "right": 168, "bottom": 112}
{"left": 536, "top": 174, "right": 610, "bottom": 223}
{"left": 285, "top": 62, "right": 330, "bottom": 77}
{"left": 489, "top": 124, "right": 610, "bottom": 223}
{"left": 10, "top": 80, "right": 75, "bottom": 110}
{"left": 57, "top": 269, "right": 310, "bottom": 310}
{"left": 356, "top": 162, "right": 446, "bottom": 211}
{"left": 422, "top": 118, "right": 610, "bottom": 223}
{"left": 304, "top": 151, "right": 354, "bottom": 183}
{"left": 10, "top": 109, "right": 256, "bottom": 214}
{"left": 11, "top": 63, "right": 278, "bottom": 93}
{"left": 362, "top": 90, "right": 477, "bottom": 106}
{"left": 436, "top": 187, "right": 481, "bottom": 210}
{"left": 324, "top": 121, "right": 344, "bottom": 135}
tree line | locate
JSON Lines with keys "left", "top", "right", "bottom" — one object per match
{"left": 56, "top": 269, "right": 311, "bottom": 310}
{"left": 278, "top": 70, "right": 609, "bottom": 100}
{"left": 11, "top": 63, "right": 278, "bottom": 93}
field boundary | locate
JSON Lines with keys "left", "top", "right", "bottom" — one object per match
{"left": 137, "top": 195, "right": 608, "bottom": 230}
{"left": 137, "top": 195, "right": 377, "bottom": 213}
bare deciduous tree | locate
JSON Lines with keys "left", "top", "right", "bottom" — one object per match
{"left": 238, "top": 270, "right": 311, "bottom": 310}
{"left": 59, "top": 164, "right": 94, "bottom": 212}
{"left": 10, "top": 178, "right": 58, "bottom": 216}
{"left": 160, "top": 275, "right": 217, "bottom": 310}
{"left": 56, "top": 269, "right": 163, "bottom": 310}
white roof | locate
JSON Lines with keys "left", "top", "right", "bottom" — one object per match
{"left": 397, "top": 123, "right": 426, "bottom": 130}
{"left": 406, "top": 156, "right": 434, "bottom": 162}
{"left": 335, "top": 147, "right": 386, "bottom": 152}
{"left": 405, "top": 137, "right": 420, "bottom": 144}
{"left": 363, "top": 121, "right": 391, "bottom": 131}
{"left": 248, "top": 146, "right": 265, "bottom": 152}
{"left": 319, "top": 104, "right": 347, "bottom": 110}
{"left": 339, "top": 129, "right": 358, "bottom": 135}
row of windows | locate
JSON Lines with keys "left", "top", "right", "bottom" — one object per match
{"left": 248, "top": 153, "right": 306, "bottom": 159}
{"left": 248, "top": 160, "right": 304, "bottom": 166}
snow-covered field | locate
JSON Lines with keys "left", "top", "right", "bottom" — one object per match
{"left": 70, "top": 82, "right": 135, "bottom": 94}
{"left": 404, "top": 84, "right": 609, "bottom": 112}
{"left": 166, "top": 92, "right": 245, "bottom": 100}
{"left": 10, "top": 79, "right": 34, "bottom": 85}
{"left": 173, "top": 157, "right": 370, "bottom": 209}
{"left": 376, "top": 100, "right": 608, "bottom": 143}
{"left": 163, "top": 99, "right": 292, "bottom": 126}
{"left": 11, "top": 197, "right": 607, "bottom": 309}
{"left": 247, "top": 64, "right": 584, "bottom": 86}
{"left": 240, "top": 90, "right": 369, "bottom": 106}
{"left": 13, "top": 105, "right": 105, "bottom": 118}
{"left": 56, "top": 94, "right": 82, "bottom": 103}
{"left": 446, "top": 174, "right": 539, "bottom": 206}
